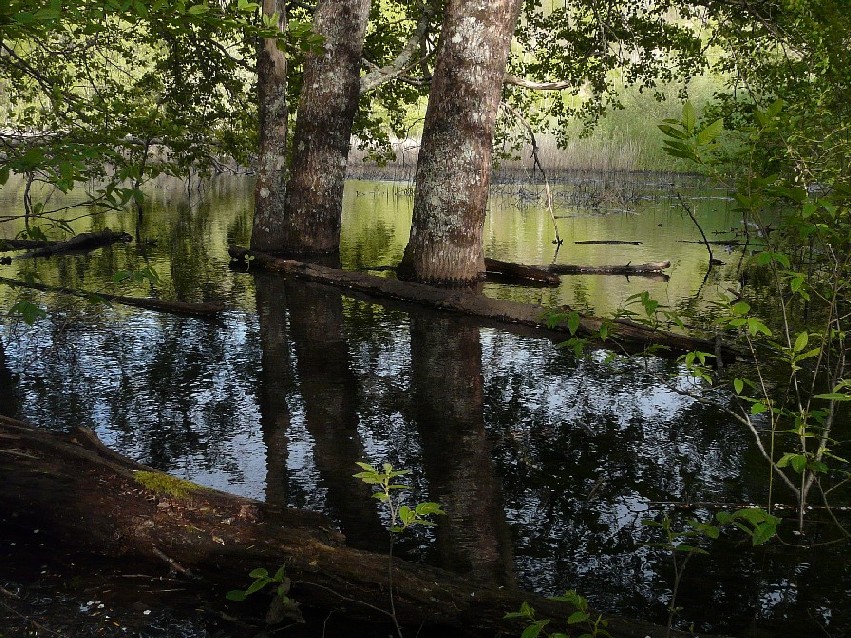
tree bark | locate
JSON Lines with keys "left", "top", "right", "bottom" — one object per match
{"left": 229, "top": 246, "right": 744, "bottom": 360}
{"left": 277, "top": 0, "right": 371, "bottom": 255}
{"left": 250, "top": 0, "right": 289, "bottom": 252}
{"left": 0, "top": 415, "right": 714, "bottom": 638}
{"left": 398, "top": 0, "right": 523, "bottom": 284}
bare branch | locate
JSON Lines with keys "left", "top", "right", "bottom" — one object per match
{"left": 360, "top": 4, "right": 434, "bottom": 95}
{"left": 504, "top": 73, "right": 575, "bottom": 92}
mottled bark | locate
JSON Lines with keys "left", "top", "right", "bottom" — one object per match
{"left": 251, "top": 0, "right": 289, "bottom": 252}
{"left": 279, "top": 0, "right": 371, "bottom": 255}
{"left": 410, "top": 313, "right": 514, "bottom": 585}
{"left": 398, "top": 0, "right": 523, "bottom": 284}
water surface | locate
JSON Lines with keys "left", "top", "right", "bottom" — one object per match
{"left": 0, "top": 174, "right": 847, "bottom": 636}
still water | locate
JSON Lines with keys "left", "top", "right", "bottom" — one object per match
{"left": 0, "top": 174, "right": 848, "bottom": 636}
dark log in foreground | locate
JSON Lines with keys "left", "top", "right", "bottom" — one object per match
{"left": 13, "top": 229, "right": 133, "bottom": 259}
{"left": 230, "top": 246, "right": 738, "bottom": 359}
{"left": 547, "top": 261, "right": 671, "bottom": 275}
{"left": 0, "top": 416, "right": 712, "bottom": 638}
{"left": 0, "top": 276, "right": 224, "bottom": 317}
{"left": 484, "top": 257, "right": 560, "bottom": 286}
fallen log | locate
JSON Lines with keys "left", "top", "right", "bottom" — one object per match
{"left": 0, "top": 276, "right": 224, "bottom": 317}
{"left": 229, "top": 246, "right": 740, "bottom": 360}
{"left": 574, "top": 240, "right": 642, "bottom": 245}
{"left": 366, "top": 259, "right": 560, "bottom": 287}
{"left": 0, "top": 415, "right": 714, "bottom": 638}
{"left": 485, "top": 258, "right": 560, "bottom": 286}
{"left": 547, "top": 261, "right": 671, "bottom": 275}
{"left": 15, "top": 229, "right": 133, "bottom": 259}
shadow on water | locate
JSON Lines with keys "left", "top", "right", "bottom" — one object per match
{"left": 410, "top": 312, "right": 515, "bottom": 585}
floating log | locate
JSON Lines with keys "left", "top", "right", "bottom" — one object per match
{"left": 0, "top": 415, "right": 712, "bottom": 638}
{"left": 228, "top": 246, "right": 740, "bottom": 360}
{"left": 484, "top": 257, "right": 560, "bottom": 285}
{"left": 0, "top": 276, "right": 224, "bottom": 317}
{"left": 547, "top": 261, "right": 671, "bottom": 275}
{"left": 15, "top": 229, "right": 133, "bottom": 259}
{"left": 574, "top": 240, "right": 643, "bottom": 245}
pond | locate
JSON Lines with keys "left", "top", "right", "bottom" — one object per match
{"left": 0, "top": 173, "right": 848, "bottom": 637}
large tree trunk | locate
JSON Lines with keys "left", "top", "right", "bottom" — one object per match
{"left": 250, "top": 0, "right": 289, "bottom": 252}
{"left": 0, "top": 415, "right": 708, "bottom": 638}
{"left": 398, "top": 0, "right": 523, "bottom": 284}
{"left": 276, "top": 0, "right": 371, "bottom": 254}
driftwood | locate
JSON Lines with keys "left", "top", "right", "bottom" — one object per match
{"left": 229, "top": 246, "right": 740, "bottom": 360}
{"left": 484, "top": 257, "right": 560, "bottom": 286}
{"left": 574, "top": 240, "right": 642, "bottom": 245}
{"left": 0, "top": 415, "right": 714, "bottom": 638}
{"left": 12, "top": 229, "right": 133, "bottom": 259}
{"left": 0, "top": 276, "right": 224, "bottom": 317}
{"left": 547, "top": 261, "right": 671, "bottom": 275}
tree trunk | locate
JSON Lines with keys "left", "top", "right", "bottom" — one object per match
{"left": 277, "top": 0, "right": 371, "bottom": 254}
{"left": 397, "top": 0, "right": 523, "bottom": 284}
{"left": 250, "top": 0, "right": 289, "bottom": 252}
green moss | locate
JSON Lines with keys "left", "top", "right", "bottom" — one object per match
{"left": 133, "top": 470, "right": 203, "bottom": 499}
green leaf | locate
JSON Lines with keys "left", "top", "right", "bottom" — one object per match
{"left": 751, "top": 402, "right": 768, "bottom": 415}
{"left": 0, "top": 166, "right": 9, "bottom": 186}
{"left": 696, "top": 118, "right": 724, "bottom": 146}
{"left": 567, "top": 311, "right": 580, "bottom": 336}
{"left": 244, "top": 579, "right": 268, "bottom": 595}
{"left": 682, "top": 101, "right": 696, "bottom": 134}
{"left": 248, "top": 568, "right": 269, "bottom": 579}
{"left": 567, "top": 610, "right": 590, "bottom": 624}
{"left": 793, "top": 332, "right": 808, "bottom": 353}
{"left": 226, "top": 590, "right": 247, "bottom": 601}
{"left": 751, "top": 522, "right": 777, "bottom": 546}
{"left": 731, "top": 301, "right": 751, "bottom": 315}
{"left": 814, "top": 393, "right": 850, "bottom": 401}
{"left": 521, "top": 620, "right": 549, "bottom": 638}
{"left": 8, "top": 300, "right": 46, "bottom": 325}
{"left": 187, "top": 3, "right": 209, "bottom": 14}
{"left": 733, "top": 378, "right": 744, "bottom": 394}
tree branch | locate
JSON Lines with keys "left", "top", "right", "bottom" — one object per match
{"left": 360, "top": 4, "right": 435, "bottom": 95}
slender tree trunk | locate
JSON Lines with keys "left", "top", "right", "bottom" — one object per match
{"left": 278, "top": 0, "right": 372, "bottom": 255}
{"left": 0, "top": 340, "right": 17, "bottom": 418}
{"left": 398, "top": 0, "right": 522, "bottom": 284}
{"left": 251, "top": 0, "right": 289, "bottom": 252}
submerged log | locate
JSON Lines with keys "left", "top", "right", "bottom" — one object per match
{"left": 0, "top": 276, "right": 224, "bottom": 317}
{"left": 14, "top": 229, "right": 133, "bottom": 259}
{"left": 229, "top": 246, "right": 738, "bottom": 359}
{"left": 0, "top": 415, "right": 711, "bottom": 638}
{"left": 547, "top": 261, "right": 671, "bottom": 275}
{"left": 484, "top": 257, "right": 560, "bottom": 285}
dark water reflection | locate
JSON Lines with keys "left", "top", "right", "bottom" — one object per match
{"left": 0, "top": 175, "right": 849, "bottom": 636}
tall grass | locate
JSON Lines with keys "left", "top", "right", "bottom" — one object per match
{"left": 348, "top": 72, "right": 725, "bottom": 180}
